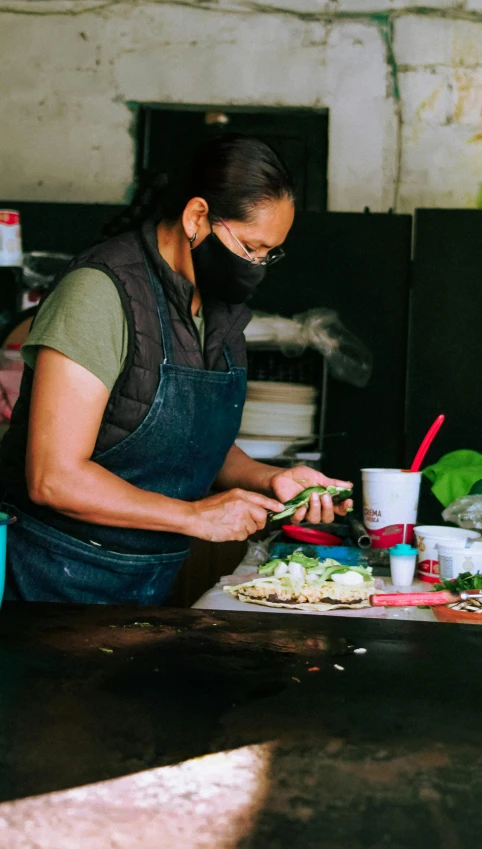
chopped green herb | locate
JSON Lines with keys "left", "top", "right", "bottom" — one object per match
{"left": 258, "top": 559, "right": 286, "bottom": 576}
{"left": 287, "top": 552, "right": 321, "bottom": 571}
{"left": 434, "top": 572, "right": 482, "bottom": 593}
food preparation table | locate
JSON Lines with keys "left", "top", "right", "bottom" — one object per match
{"left": 193, "top": 559, "right": 438, "bottom": 622}
{"left": 1, "top": 600, "right": 482, "bottom": 848}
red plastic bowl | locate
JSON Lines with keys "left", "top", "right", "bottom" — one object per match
{"left": 281, "top": 525, "right": 343, "bottom": 546}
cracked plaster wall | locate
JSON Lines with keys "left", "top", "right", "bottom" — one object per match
{"left": 0, "top": 1, "right": 481, "bottom": 212}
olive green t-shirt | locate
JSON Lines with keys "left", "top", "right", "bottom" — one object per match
{"left": 22, "top": 268, "right": 204, "bottom": 391}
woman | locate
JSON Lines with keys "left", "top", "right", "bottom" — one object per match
{"left": 0, "top": 134, "right": 352, "bottom": 604}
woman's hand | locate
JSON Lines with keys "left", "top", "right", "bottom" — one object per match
{"left": 188, "top": 489, "right": 284, "bottom": 542}
{"left": 269, "top": 466, "right": 353, "bottom": 525}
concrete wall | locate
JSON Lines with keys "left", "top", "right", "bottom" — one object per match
{"left": 0, "top": 1, "right": 481, "bottom": 213}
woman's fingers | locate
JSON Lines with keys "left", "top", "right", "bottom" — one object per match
{"left": 290, "top": 505, "right": 308, "bottom": 525}
{"left": 287, "top": 493, "right": 344, "bottom": 525}
{"left": 334, "top": 498, "right": 353, "bottom": 516}
{"left": 320, "top": 493, "right": 335, "bottom": 524}
{"left": 305, "top": 491, "right": 322, "bottom": 525}
{"left": 305, "top": 492, "right": 346, "bottom": 524}
{"left": 240, "top": 490, "right": 285, "bottom": 513}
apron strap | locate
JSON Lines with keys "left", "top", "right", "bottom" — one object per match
{"left": 143, "top": 249, "right": 237, "bottom": 374}
{"left": 223, "top": 346, "right": 234, "bottom": 370}
{"left": 142, "top": 250, "right": 174, "bottom": 364}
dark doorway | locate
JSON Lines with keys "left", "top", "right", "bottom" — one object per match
{"left": 135, "top": 106, "right": 329, "bottom": 212}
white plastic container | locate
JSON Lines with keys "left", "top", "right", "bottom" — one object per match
{"left": 436, "top": 541, "right": 482, "bottom": 581}
{"left": 361, "top": 469, "right": 422, "bottom": 549}
{"left": 389, "top": 543, "right": 418, "bottom": 587}
{"left": 414, "top": 525, "right": 480, "bottom": 583}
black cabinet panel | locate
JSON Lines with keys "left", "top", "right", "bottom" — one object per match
{"left": 250, "top": 212, "right": 412, "bottom": 488}
{"left": 0, "top": 201, "right": 123, "bottom": 254}
{"left": 406, "top": 209, "right": 482, "bottom": 522}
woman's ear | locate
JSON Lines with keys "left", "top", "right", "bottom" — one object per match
{"left": 182, "top": 197, "right": 210, "bottom": 243}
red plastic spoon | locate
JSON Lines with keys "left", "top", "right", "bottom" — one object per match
{"left": 410, "top": 414, "right": 445, "bottom": 473}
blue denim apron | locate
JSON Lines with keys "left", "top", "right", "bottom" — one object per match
{"left": 4, "top": 254, "right": 246, "bottom": 604}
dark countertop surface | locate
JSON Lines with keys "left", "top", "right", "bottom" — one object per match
{"left": 1, "top": 601, "right": 481, "bottom": 848}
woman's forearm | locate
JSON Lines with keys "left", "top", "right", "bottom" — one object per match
{"left": 214, "top": 444, "right": 284, "bottom": 496}
{"left": 28, "top": 457, "right": 196, "bottom": 534}
{"left": 30, "top": 446, "right": 282, "bottom": 531}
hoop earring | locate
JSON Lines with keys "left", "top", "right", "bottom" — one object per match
{"left": 189, "top": 233, "right": 198, "bottom": 247}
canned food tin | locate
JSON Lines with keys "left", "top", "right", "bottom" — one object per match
{"left": 0, "top": 210, "right": 23, "bottom": 267}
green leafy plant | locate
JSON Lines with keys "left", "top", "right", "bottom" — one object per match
{"left": 434, "top": 572, "right": 482, "bottom": 593}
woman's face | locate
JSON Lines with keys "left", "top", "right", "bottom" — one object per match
{"left": 213, "top": 197, "right": 295, "bottom": 263}
{"left": 184, "top": 195, "right": 295, "bottom": 303}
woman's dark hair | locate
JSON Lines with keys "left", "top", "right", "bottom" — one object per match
{"left": 100, "top": 133, "right": 295, "bottom": 240}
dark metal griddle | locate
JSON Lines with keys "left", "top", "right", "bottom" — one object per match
{"left": 1, "top": 602, "right": 481, "bottom": 847}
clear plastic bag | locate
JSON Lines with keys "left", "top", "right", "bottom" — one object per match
{"left": 244, "top": 313, "right": 305, "bottom": 355}
{"left": 442, "top": 496, "right": 482, "bottom": 531}
{"left": 236, "top": 535, "right": 276, "bottom": 572}
{"left": 244, "top": 308, "right": 373, "bottom": 387}
{"left": 294, "top": 308, "right": 372, "bottom": 388}
{"left": 217, "top": 534, "right": 279, "bottom": 585}
{"left": 22, "top": 252, "right": 72, "bottom": 292}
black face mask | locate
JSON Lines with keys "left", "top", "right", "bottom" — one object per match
{"left": 191, "top": 232, "right": 266, "bottom": 304}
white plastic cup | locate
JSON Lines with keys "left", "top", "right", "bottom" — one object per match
{"left": 389, "top": 543, "right": 418, "bottom": 587}
{"left": 361, "top": 469, "right": 422, "bottom": 549}
{"left": 436, "top": 541, "right": 482, "bottom": 581}
{"left": 414, "top": 525, "right": 480, "bottom": 583}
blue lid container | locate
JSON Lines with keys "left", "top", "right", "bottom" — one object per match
{"left": 389, "top": 543, "right": 417, "bottom": 556}
{"left": 0, "top": 512, "right": 15, "bottom": 606}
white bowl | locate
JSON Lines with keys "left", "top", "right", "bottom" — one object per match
{"left": 235, "top": 436, "right": 315, "bottom": 459}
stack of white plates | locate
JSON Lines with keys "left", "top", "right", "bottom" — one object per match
{"left": 239, "top": 381, "right": 317, "bottom": 439}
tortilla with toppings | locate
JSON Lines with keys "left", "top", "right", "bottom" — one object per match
{"left": 224, "top": 554, "right": 375, "bottom": 611}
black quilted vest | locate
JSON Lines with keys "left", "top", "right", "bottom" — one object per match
{"left": 0, "top": 218, "right": 251, "bottom": 511}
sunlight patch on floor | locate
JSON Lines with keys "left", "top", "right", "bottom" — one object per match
{"left": 0, "top": 742, "right": 275, "bottom": 849}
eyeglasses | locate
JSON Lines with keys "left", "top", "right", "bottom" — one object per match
{"left": 218, "top": 220, "right": 285, "bottom": 267}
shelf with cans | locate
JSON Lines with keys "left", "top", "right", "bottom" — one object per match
{"left": 0, "top": 210, "right": 24, "bottom": 331}
{"left": 0, "top": 208, "right": 71, "bottom": 338}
